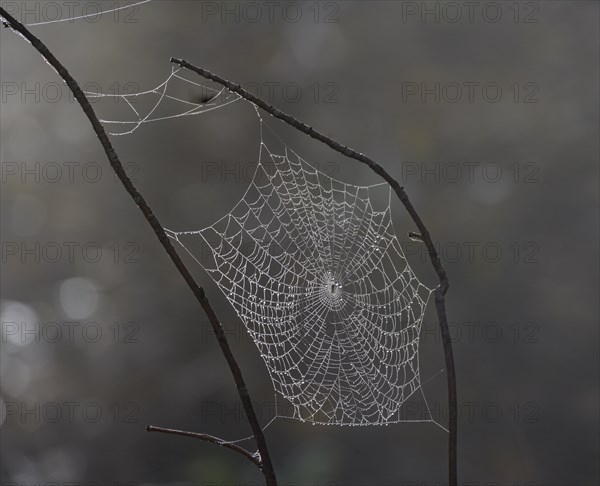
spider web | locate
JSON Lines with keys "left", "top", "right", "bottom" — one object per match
{"left": 70, "top": 68, "right": 443, "bottom": 429}
{"left": 166, "top": 111, "right": 437, "bottom": 427}
{"left": 83, "top": 67, "right": 241, "bottom": 136}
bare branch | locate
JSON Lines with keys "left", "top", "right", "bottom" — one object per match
{"left": 169, "top": 57, "right": 458, "bottom": 486}
{"left": 146, "top": 425, "right": 262, "bottom": 468}
{"left": 0, "top": 9, "right": 277, "bottom": 486}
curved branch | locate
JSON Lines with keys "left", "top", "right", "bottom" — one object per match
{"left": 169, "top": 57, "right": 457, "bottom": 485}
{"left": 146, "top": 425, "right": 261, "bottom": 468}
{"left": 0, "top": 9, "right": 277, "bottom": 486}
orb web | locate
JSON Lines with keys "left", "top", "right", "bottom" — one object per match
{"left": 69, "top": 67, "right": 439, "bottom": 428}
{"left": 167, "top": 115, "right": 434, "bottom": 426}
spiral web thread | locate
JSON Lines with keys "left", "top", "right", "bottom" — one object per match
{"left": 166, "top": 111, "right": 439, "bottom": 428}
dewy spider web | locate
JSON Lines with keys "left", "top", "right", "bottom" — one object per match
{"left": 86, "top": 69, "right": 443, "bottom": 430}
{"left": 166, "top": 111, "right": 437, "bottom": 428}
{"left": 83, "top": 67, "right": 240, "bottom": 136}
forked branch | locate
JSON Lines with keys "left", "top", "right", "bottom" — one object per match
{"left": 146, "top": 425, "right": 261, "bottom": 467}
{"left": 0, "top": 9, "right": 277, "bottom": 486}
{"left": 170, "top": 57, "right": 458, "bottom": 486}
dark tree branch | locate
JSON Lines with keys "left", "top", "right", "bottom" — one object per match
{"left": 0, "top": 9, "right": 277, "bottom": 486}
{"left": 146, "top": 425, "right": 261, "bottom": 468}
{"left": 170, "top": 57, "right": 458, "bottom": 486}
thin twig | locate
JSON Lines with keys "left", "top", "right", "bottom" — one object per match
{"left": 0, "top": 9, "right": 277, "bottom": 486}
{"left": 170, "top": 57, "right": 458, "bottom": 485}
{"left": 146, "top": 425, "right": 261, "bottom": 467}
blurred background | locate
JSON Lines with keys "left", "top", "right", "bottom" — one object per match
{"left": 1, "top": 1, "right": 598, "bottom": 485}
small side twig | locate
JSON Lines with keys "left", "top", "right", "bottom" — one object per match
{"left": 0, "top": 9, "right": 277, "bottom": 486}
{"left": 408, "top": 231, "right": 424, "bottom": 242}
{"left": 146, "top": 425, "right": 261, "bottom": 468}
{"left": 169, "top": 57, "right": 457, "bottom": 486}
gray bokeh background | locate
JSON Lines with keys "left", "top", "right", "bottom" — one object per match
{"left": 1, "top": 1, "right": 598, "bottom": 485}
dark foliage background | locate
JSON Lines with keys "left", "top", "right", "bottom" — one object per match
{"left": 1, "top": 1, "right": 598, "bottom": 485}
